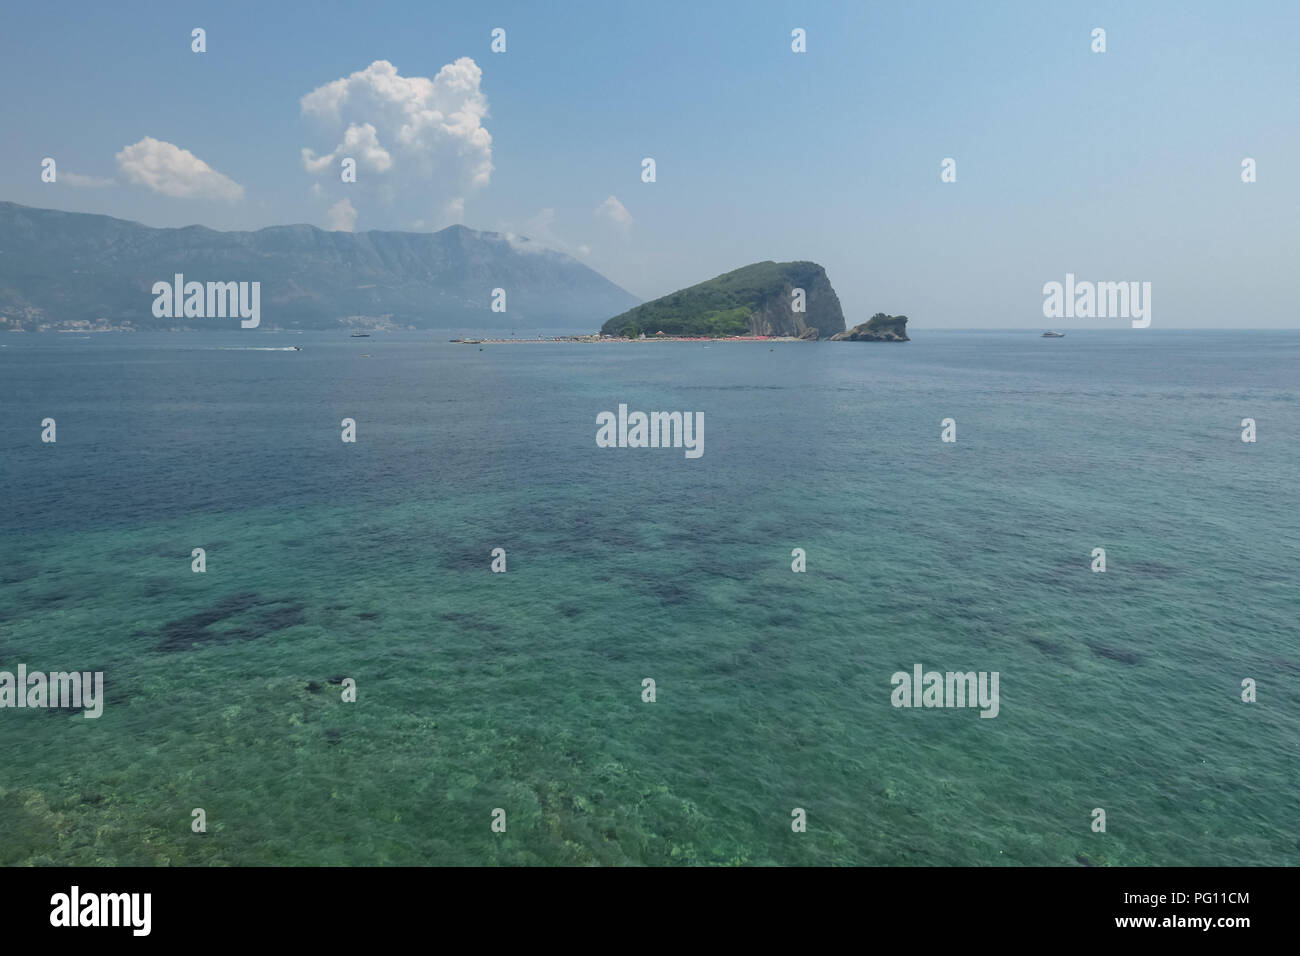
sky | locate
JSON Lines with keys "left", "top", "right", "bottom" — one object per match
{"left": 2, "top": 0, "right": 1298, "bottom": 328}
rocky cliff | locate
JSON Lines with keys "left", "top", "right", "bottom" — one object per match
{"left": 830, "top": 313, "right": 910, "bottom": 341}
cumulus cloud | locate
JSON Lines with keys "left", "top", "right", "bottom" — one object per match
{"left": 60, "top": 171, "right": 114, "bottom": 188}
{"left": 299, "top": 58, "right": 492, "bottom": 229}
{"left": 301, "top": 149, "right": 333, "bottom": 175}
{"left": 500, "top": 207, "right": 589, "bottom": 258}
{"left": 327, "top": 198, "right": 358, "bottom": 232}
{"left": 518, "top": 208, "right": 559, "bottom": 245}
{"left": 595, "top": 195, "right": 633, "bottom": 228}
{"left": 114, "top": 137, "right": 243, "bottom": 200}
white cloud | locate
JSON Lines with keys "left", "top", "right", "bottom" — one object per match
{"left": 302, "top": 125, "right": 392, "bottom": 175}
{"left": 327, "top": 198, "right": 358, "bottom": 232}
{"left": 301, "top": 149, "right": 334, "bottom": 175}
{"left": 595, "top": 195, "right": 633, "bottom": 228}
{"left": 501, "top": 207, "right": 582, "bottom": 257}
{"left": 499, "top": 211, "right": 594, "bottom": 261}
{"left": 61, "top": 171, "right": 114, "bottom": 188}
{"left": 300, "top": 59, "right": 491, "bottom": 228}
{"left": 114, "top": 137, "right": 243, "bottom": 201}
{"left": 342, "top": 123, "right": 393, "bottom": 172}
{"left": 522, "top": 207, "right": 557, "bottom": 240}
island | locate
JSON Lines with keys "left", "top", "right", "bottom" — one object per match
{"left": 829, "top": 313, "right": 910, "bottom": 342}
{"left": 599, "top": 261, "right": 846, "bottom": 340}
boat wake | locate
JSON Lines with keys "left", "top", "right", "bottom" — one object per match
{"left": 181, "top": 346, "right": 301, "bottom": 351}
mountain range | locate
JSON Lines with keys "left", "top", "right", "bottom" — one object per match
{"left": 0, "top": 201, "right": 639, "bottom": 331}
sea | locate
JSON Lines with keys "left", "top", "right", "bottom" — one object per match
{"left": 1, "top": 329, "right": 1296, "bottom": 865}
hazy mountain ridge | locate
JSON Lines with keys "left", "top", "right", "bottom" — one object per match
{"left": 0, "top": 201, "right": 640, "bottom": 330}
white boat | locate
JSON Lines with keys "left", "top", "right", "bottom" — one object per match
{"left": 1041, "top": 330, "right": 1065, "bottom": 338}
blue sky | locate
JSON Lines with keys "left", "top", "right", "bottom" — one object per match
{"left": 3, "top": 0, "right": 1298, "bottom": 327}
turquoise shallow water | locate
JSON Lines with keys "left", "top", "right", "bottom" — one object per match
{"left": 1, "top": 329, "right": 1297, "bottom": 865}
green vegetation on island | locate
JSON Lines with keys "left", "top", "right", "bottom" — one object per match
{"left": 600, "top": 261, "right": 846, "bottom": 339}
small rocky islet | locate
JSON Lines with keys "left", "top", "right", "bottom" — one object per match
{"left": 829, "top": 313, "right": 910, "bottom": 341}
